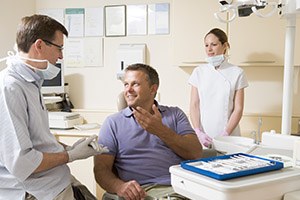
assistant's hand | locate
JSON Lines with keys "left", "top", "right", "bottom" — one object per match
{"left": 195, "top": 128, "right": 213, "bottom": 148}
{"left": 67, "top": 135, "right": 109, "bottom": 162}
{"left": 117, "top": 180, "right": 146, "bottom": 200}
{"left": 132, "top": 104, "right": 164, "bottom": 135}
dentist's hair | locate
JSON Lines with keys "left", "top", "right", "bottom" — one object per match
{"left": 16, "top": 14, "right": 68, "bottom": 53}
{"left": 125, "top": 63, "right": 160, "bottom": 88}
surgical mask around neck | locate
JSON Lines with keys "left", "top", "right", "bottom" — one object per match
{"left": 19, "top": 56, "right": 61, "bottom": 80}
{"left": 1, "top": 51, "right": 61, "bottom": 80}
{"left": 205, "top": 54, "right": 225, "bottom": 67}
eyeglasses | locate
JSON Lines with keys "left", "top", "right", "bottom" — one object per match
{"left": 42, "top": 39, "right": 64, "bottom": 51}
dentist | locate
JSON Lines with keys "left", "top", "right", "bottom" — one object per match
{"left": 189, "top": 28, "right": 249, "bottom": 148}
{"left": 0, "top": 14, "right": 105, "bottom": 200}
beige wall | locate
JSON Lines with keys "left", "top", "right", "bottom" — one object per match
{"left": 2, "top": 0, "right": 300, "bottom": 133}
{"left": 0, "top": 0, "right": 35, "bottom": 69}
{"left": 35, "top": 0, "right": 190, "bottom": 113}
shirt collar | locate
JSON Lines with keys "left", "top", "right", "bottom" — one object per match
{"left": 218, "top": 59, "right": 229, "bottom": 69}
{"left": 206, "top": 59, "right": 229, "bottom": 70}
{"left": 122, "top": 100, "right": 166, "bottom": 117}
{"left": 9, "top": 61, "right": 43, "bottom": 86}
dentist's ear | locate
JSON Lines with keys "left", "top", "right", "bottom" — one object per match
{"left": 32, "top": 39, "right": 45, "bottom": 55}
{"left": 35, "top": 39, "right": 43, "bottom": 50}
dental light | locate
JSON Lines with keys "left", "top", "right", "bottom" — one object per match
{"left": 215, "top": 0, "right": 279, "bottom": 22}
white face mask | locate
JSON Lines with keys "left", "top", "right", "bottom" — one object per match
{"left": 2, "top": 51, "right": 61, "bottom": 80}
{"left": 21, "top": 57, "right": 61, "bottom": 80}
{"left": 36, "top": 62, "right": 60, "bottom": 80}
{"left": 205, "top": 54, "right": 225, "bottom": 67}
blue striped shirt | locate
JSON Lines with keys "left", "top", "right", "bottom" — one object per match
{"left": 0, "top": 58, "right": 71, "bottom": 200}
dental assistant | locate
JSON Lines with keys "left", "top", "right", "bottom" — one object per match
{"left": 188, "top": 28, "right": 248, "bottom": 148}
{"left": 0, "top": 14, "right": 104, "bottom": 200}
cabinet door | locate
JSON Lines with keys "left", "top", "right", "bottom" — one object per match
{"left": 172, "top": 0, "right": 226, "bottom": 66}
{"left": 228, "top": 13, "right": 286, "bottom": 66}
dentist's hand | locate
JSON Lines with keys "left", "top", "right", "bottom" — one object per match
{"left": 195, "top": 128, "right": 213, "bottom": 148}
{"left": 67, "top": 135, "right": 109, "bottom": 162}
{"left": 65, "top": 137, "right": 86, "bottom": 151}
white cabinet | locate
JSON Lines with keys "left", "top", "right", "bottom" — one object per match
{"left": 172, "top": 0, "right": 226, "bottom": 66}
{"left": 52, "top": 129, "right": 105, "bottom": 199}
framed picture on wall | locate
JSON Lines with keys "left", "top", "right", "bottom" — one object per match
{"left": 148, "top": 3, "right": 170, "bottom": 35}
{"left": 127, "top": 5, "right": 147, "bottom": 35}
{"left": 105, "top": 5, "right": 126, "bottom": 37}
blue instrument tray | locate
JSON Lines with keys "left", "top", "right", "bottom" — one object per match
{"left": 181, "top": 153, "right": 284, "bottom": 180}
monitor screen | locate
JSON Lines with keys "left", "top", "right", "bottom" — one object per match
{"left": 41, "top": 61, "right": 64, "bottom": 94}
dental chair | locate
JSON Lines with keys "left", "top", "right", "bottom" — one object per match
{"left": 117, "top": 92, "right": 127, "bottom": 111}
{"left": 101, "top": 92, "right": 217, "bottom": 200}
{"left": 102, "top": 192, "right": 123, "bottom": 200}
{"left": 100, "top": 93, "right": 126, "bottom": 200}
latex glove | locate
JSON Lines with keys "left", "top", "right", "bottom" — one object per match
{"left": 220, "top": 130, "right": 230, "bottom": 136}
{"left": 65, "top": 137, "right": 86, "bottom": 151}
{"left": 67, "top": 135, "right": 109, "bottom": 162}
{"left": 88, "top": 140, "right": 109, "bottom": 153}
{"left": 195, "top": 128, "right": 213, "bottom": 148}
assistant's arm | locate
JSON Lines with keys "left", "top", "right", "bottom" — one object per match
{"left": 189, "top": 86, "right": 202, "bottom": 130}
{"left": 225, "top": 88, "right": 244, "bottom": 134}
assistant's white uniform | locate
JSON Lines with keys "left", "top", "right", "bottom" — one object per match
{"left": 188, "top": 60, "right": 248, "bottom": 138}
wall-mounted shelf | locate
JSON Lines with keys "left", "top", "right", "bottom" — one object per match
{"left": 177, "top": 62, "right": 287, "bottom": 75}
{"left": 178, "top": 62, "right": 299, "bottom": 70}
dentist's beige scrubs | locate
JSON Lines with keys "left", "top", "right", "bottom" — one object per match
{"left": 188, "top": 60, "right": 248, "bottom": 139}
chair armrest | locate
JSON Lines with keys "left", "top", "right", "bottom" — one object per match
{"left": 102, "top": 192, "right": 124, "bottom": 200}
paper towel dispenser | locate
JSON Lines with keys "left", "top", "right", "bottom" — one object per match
{"left": 116, "top": 43, "right": 146, "bottom": 80}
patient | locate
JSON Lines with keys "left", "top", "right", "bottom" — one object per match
{"left": 94, "top": 63, "right": 202, "bottom": 200}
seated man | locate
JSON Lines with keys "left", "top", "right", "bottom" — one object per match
{"left": 94, "top": 63, "right": 202, "bottom": 200}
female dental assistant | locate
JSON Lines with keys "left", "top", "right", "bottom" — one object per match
{"left": 188, "top": 28, "right": 248, "bottom": 148}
